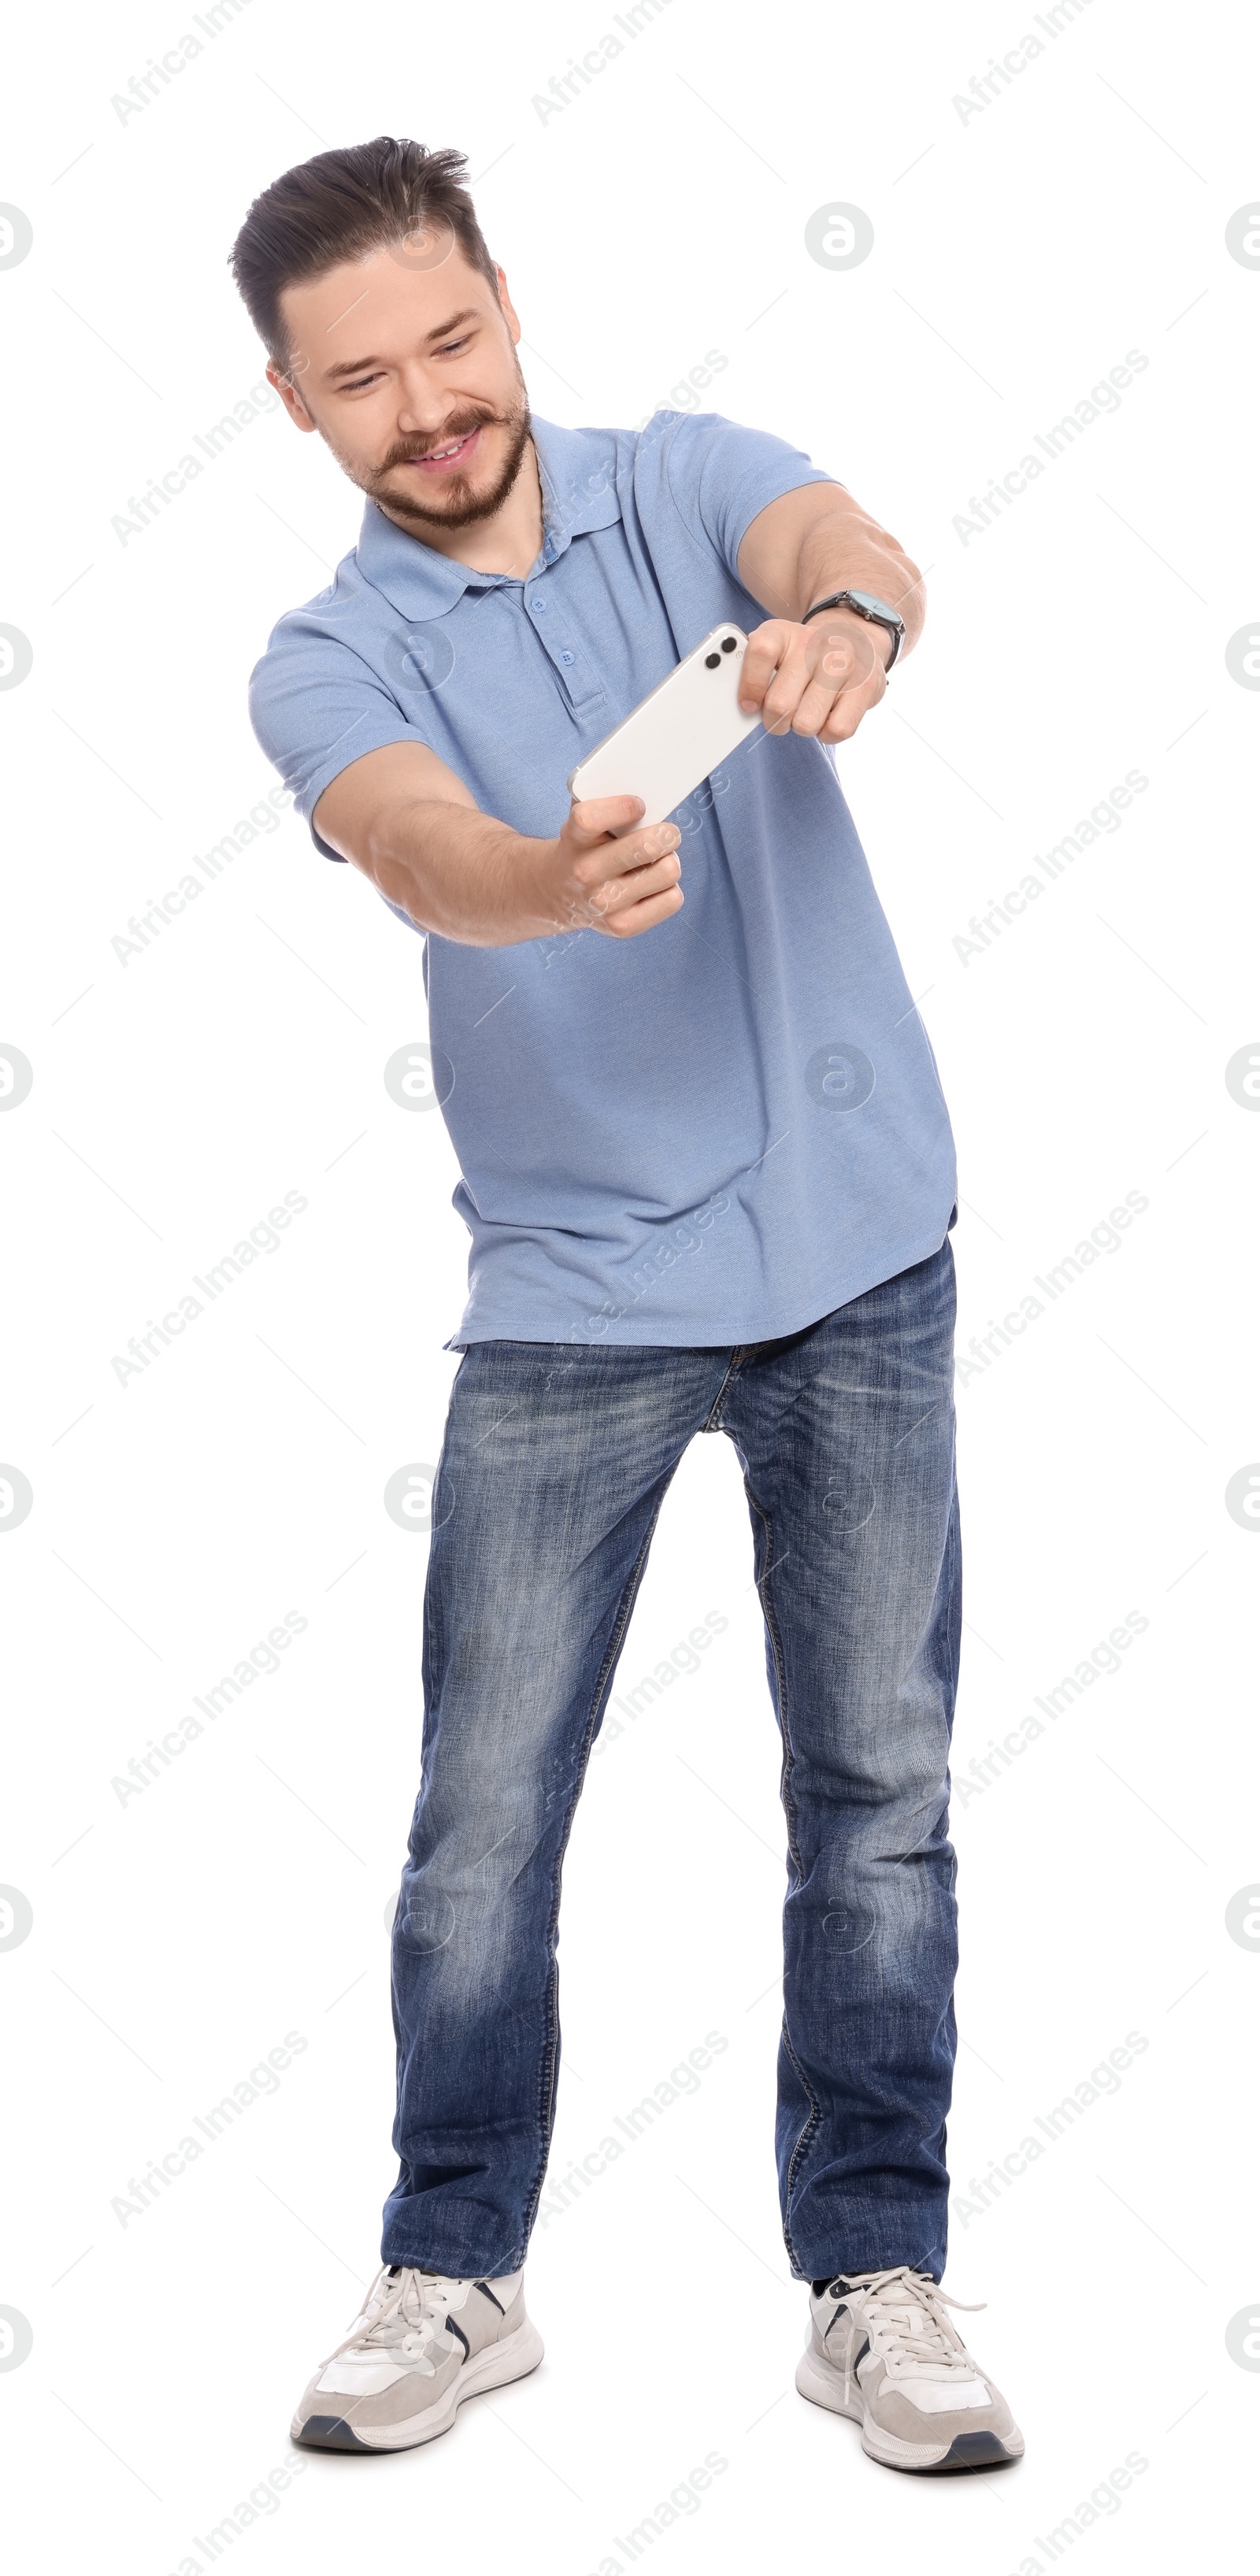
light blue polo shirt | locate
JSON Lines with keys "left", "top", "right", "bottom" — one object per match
{"left": 249, "top": 409, "right": 955, "bottom": 1347}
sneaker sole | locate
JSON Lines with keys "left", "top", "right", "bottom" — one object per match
{"left": 293, "top": 2317, "right": 545, "bottom": 2454}
{"left": 795, "top": 2351, "right": 1024, "bottom": 2473}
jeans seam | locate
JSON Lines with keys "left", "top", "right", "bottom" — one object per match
{"left": 518, "top": 1490, "right": 672, "bottom": 2251}
{"left": 702, "top": 1348, "right": 743, "bottom": 1431}
{"left": 780, "top": 2030, "right": 823, "bottom": 2275}
{"left": 946, "top": 1446, "right": 962, "bottom": 1713}
{"left": 744, "top": 1482, "right": 821, "bottom": 2273}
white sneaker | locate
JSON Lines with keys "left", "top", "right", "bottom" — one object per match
{"left": 291, "top": 2263, "right": 543, "bottom": 2452}
{"left": 795, "top": 2266, "right": 1024, "bottom": 2471}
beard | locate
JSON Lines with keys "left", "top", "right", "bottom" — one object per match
{"left": 350, "top": 390, "right": 534, "bottom": 534}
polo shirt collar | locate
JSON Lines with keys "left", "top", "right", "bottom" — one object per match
{"left": 354, "top": 414, "right": 622, "bottom": 624}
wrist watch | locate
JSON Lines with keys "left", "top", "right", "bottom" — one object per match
{"left": 801, "top": 587, "right": 905, "bottom": 671}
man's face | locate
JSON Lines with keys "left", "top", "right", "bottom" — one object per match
{"left": 270, "top": 235, "right": 531, "bottom": 537}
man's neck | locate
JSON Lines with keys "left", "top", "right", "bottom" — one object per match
{"left": 376, "top": 435, "right": 546, "bottom": 583}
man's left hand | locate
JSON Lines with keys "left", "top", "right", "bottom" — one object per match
{"left": 737, "top": 609, "right": 890, "bottom": 745}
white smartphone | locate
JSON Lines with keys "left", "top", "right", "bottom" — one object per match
{"left": 566, "top": 624, "right": 762, "bottom": 831}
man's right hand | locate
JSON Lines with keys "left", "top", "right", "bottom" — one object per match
{"left": 547, "top": 796, "right": 683, "bottom": 940}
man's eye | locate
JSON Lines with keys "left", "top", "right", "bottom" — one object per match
{"left": 437, "top": 337, "right": 471, "bottom": 356}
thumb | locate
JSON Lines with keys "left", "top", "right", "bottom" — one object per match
{"left": 565, "top": 794, "right": 647, "bottom": 849}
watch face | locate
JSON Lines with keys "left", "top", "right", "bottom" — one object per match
{"left": 847, "top": 590, "right": 899, "bottom": 625}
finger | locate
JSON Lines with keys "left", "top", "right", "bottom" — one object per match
{"left": 793, "top": 654, "right": 884, "bottom": 739}
{"left": 566, "top": 792, "right": 647, "bottom": 847}
{"left": 599, "top": 883, "right": 685, "bottom": 938}
{"left": 762, "top": 621, "right": 882, "bottom": 734}
{"left": 816, "top": 627, "right": 880, "bottom": 696}
{"left": 576, "top": 820, "right": 680, "bottom": 882}
{"left": 758, "top": 649, "right": 816, "bottom": 735}
{"left": 584, "top": 849, "right": 683, "bottom": 917}
{"left": 818, "top": 676, "right": 884, "bottom": 743}
{"left": 736, "top": 622, "right": 793, "bottom": 711}
{"left": 789, "top": 664, "right": 862, "bottom": 738}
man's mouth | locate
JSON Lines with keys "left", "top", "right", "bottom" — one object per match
{"left": 403, "top": 426, "right": 483, "bottom": 474}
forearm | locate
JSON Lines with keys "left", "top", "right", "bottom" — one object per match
{"left": 355, "top": 794, "right": 560, "bottom": 947}
{"left": 315, "top": 742, "right": 685, "bottom": 948}
{"left": 792, "top": 506, "right": 925, "bottom": 656}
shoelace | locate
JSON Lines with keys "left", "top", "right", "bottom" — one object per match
{"left": 324, "top": 2265, "right": 465, "bottom": 2376}
{"left": 825, "top": 2266, "right": 985, "bottom": 2411}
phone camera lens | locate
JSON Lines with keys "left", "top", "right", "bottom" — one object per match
{"left": 704, "top": 653, "right": 721, "bottom": 669}
{"left": 721, "top": 636, "right": 737, "bottom": 653}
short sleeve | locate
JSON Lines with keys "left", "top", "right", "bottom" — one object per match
{"left": 660, "top": 411, "right": 839, "bottom": 586}
{"left": 249, "top": 616, "right": 436, "bottom": 863}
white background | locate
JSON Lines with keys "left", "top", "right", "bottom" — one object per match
{"left": 2, "top": 0, "right": 1258, "bottom": 2567}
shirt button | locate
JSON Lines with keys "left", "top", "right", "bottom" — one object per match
{"left": 561, "top": 650, "right": 575, "bottom": 665}
{"left": 532, "top": 596, "right": 547, "bottom": 611}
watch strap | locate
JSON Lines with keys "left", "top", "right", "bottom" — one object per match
{"left": 801, "top": 590, "right": 903, "bottom": 670}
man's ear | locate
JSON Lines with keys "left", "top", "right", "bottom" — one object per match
{"left": 494, "top": 264, "right": 522, "bottom": 347}
{"left": 267, "top": 357, "right": 317, "bottom": 433}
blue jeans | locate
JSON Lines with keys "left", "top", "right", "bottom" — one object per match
{"left": 384, "top": 1238, "right": 961, "bottom": 2284}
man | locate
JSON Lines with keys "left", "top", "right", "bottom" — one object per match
{"left": 235, "top": 135, "right": 1023, "bottom": 2474}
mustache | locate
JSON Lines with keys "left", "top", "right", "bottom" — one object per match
{"left": 378, "top": 411, "right": 509, "bottom": 472}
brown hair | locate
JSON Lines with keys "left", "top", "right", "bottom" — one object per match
{"left": 229, "top": 136, "right": 498, "bottom": 375}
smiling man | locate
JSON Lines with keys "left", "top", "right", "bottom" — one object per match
{"left": 234, "top": 135, "right": 1023, "bottom": 2474}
